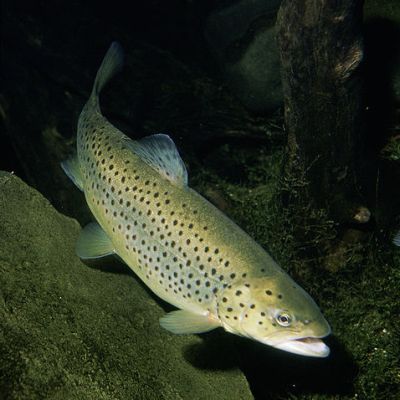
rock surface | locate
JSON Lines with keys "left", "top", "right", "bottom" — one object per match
{"left": 0, "top": 171, "right": 253, "bottom": 400}
{"left": 205, "top": 0, "right": 283, "bottom": 113}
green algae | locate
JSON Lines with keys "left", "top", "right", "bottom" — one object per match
{"left": 365, "top": 0, "right": 400, "bottom": 24}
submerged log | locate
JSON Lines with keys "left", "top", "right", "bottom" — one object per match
{"left": 276, "top": 0, "right": 366, "bottom": 224}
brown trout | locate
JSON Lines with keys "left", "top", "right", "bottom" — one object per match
{"left": 62, "top": 42, "right": 331, "bottom": 357}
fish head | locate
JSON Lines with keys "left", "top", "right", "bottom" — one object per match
{"left": 218, "top": 274, "right": 331, "bottom": 357}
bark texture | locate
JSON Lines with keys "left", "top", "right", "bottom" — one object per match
{"left": 277, "top": 0, "right": 365, "bottom": 223}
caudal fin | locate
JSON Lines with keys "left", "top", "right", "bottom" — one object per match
{"left": 91, "top": 41, "right": 124, "bottom": 99}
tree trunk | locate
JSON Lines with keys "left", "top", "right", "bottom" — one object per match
{"left": 276, "top": 0, "right": 366, "bottom": 225}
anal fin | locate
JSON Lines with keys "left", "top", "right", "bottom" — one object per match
{"left": 159, "top": 310, "right": 220, "bottom": 334}
{"left": 76, "top": 222, "right": 114, "bottom": 259}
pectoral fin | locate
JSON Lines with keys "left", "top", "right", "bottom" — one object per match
{"left": 76, "top": 222, "right": 114, "bottom": 259}
{"left": 159, "top": 310, "right": 220, "bottom": 334}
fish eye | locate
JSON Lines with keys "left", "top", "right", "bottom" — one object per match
{"left": 276, "top": 313, "right": 292, "bottom": 327}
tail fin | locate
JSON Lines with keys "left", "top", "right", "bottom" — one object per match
{"left": 91, "top": 41, "right": 124, "bottom": 99}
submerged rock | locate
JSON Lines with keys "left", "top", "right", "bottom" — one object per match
{"left": 205, "top": 0, "right": 283, "bottom": 113}
{"left": 0, "top": 171, "right": 252, "bottom": 400}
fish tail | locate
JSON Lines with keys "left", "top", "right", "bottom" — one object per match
{"left": 91, "top": 41, "right": 124, "bottom": 101}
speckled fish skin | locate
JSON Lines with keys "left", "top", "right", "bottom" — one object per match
{"left": 64, "top": 42, "right": 331, "bottom": 358}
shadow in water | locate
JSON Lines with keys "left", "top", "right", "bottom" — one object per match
{"left": 184, "top": 330, "right": 357, "bottom": 399}
{"left": 364, "top": 17, "right": 400, "bottom": 151}
{"left": 363, "top": 18, "right": 400, "bottom": 228}
{"left": 81, "top": 255, "right": 131, "bottom": 275}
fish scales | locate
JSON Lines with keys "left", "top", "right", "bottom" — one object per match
{"left": 79, "top": 111, "right": 279, "bottom": 313}
{"left": 63, "top": 42, "right": 331, "bottom": 357}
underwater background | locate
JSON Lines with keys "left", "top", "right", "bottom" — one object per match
{"left": 1, "top": 0, "right": 400, "bottom": 399}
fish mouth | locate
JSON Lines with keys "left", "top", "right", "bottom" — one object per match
{"left": 260, "top": 320, "right": 332, "bottom": 358}
{"left": 272, "top": 336, "right": 330, "bottom": 358}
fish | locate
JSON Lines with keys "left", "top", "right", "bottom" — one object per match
{"left": 61, "top": 42, "right": 331, "bottom": 358}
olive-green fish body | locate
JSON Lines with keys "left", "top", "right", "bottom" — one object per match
{"left": 62, "top": 42, "right": 331, "bottom": 357}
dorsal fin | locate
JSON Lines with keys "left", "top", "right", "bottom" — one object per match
{"left": 126, "top": 134, "right": 188, "bottom": 187}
